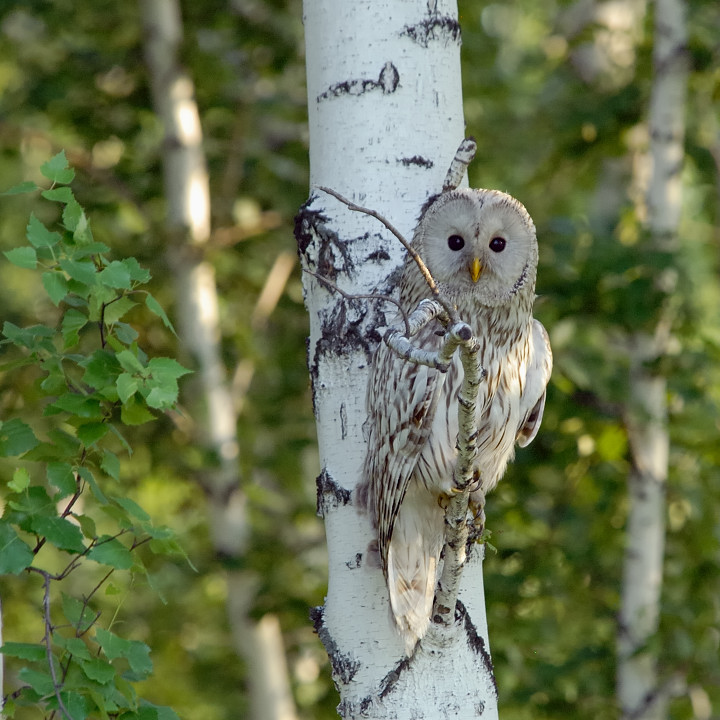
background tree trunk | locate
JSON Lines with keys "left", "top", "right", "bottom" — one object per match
{"left": 617, "top": 0, "right": 688, "bottom": 717}
{"left": 298, "top": 1, "right": 498, "bottom": 716}
{"left": 140, "top": 2, "right": 298, "bottom": 719}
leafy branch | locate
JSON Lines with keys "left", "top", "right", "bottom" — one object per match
{"left": 0, "top": 152, "right": 188, "bottom": 719}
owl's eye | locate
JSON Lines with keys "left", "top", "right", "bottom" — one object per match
{"left": 489, "top": 236, "right": 506, "bottom": 253}
{"left": 447, "top": 235, "right": 465, "bottom": 251}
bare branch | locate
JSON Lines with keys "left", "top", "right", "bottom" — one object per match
{"left": 41, "top": 572, "right": 73, "bottom": 720}
{"left": 442, "top": 137, "right": 477, "bottom": 192}
{"left": 303, "top": 268, "right": 412, "bottom": 338}
{"left": 316, "top": 186, "right": 448, "bottom": 310}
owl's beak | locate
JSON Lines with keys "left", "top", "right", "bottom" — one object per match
{"left": 469, "top": 257, "right": 483, "bottom": 283}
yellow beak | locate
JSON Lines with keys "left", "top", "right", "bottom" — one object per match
{"left": 469, "top": 257, "right": 482, "bottom": 283}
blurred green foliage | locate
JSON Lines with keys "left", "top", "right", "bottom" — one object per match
{"left": 0, "top": 1, "right": 718, "bottom": 719}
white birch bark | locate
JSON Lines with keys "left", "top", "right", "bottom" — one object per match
{"left": 140, "top": 3, "right": 298, "bottom": 720}
{"left": 299, "top": 1, "right": 498, "bottom": 717}
{"left": 617, "top": 0, "right": 688, "bottom": 717}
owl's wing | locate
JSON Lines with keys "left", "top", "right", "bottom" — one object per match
{"left": 516, "top": 319, "right": 553, "bottom": 448}
{"left": 361, "top": 330, "right": 444, "bottom": 572}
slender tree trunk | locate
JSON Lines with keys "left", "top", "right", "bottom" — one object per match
{"left": 617, "top": 1, "right": 688, "bottom": 717}
{"left": 298, "top": 1, "right": 498, "bottom": 717}
{"left": 140, "top": 3, "right": 298, "bottom": 719}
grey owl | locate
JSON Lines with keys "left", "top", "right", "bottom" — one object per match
{"left": 356, "top": 188, "right": 553, "bottom": 653}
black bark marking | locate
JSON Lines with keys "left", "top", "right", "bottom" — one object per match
{"left": 294, "top": 199, "right": 354, "bottom": 281}
{"left": 378, "top": 654, "right": 412, "bottom": 699}
{"left": 310, "top": 605, "right": 360, "bottom": 685}
{"left": 345, "top": 553, "right": 362, "bottom": 569}
{"left": 398, "top": 155, "right": 434, "bottom": 169}
{"left": 455, "top": 600, "right": 498, "bottom": 698}
{"left": 340, "top": 402, "right": 348, "bottom": 440}
{"left": 316, "top": 468, "right": 352, "bottom": 518}
{"left": 401, "top": 15, "right": 461, "bottom": 47}
{"left": 317, "top": 61, "right": 400, "bottom": 102}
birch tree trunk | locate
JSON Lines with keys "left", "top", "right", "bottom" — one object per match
{"left": 298, "top": 1, "right": 498, "bottom": 717}
{"left": 617, "top": 0, "right": 688, "bottom": 717}
{"left": 140, "top": 3, "right": 298, "bottom": 719}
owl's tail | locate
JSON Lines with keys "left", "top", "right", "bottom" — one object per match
{"left": 385, "top": 485, "right": 445, "bottom": 655}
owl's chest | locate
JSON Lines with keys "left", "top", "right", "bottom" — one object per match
{"left": 416, "top": 330, "right": 529, "bottom": 493}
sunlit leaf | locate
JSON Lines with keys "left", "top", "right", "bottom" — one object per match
{"left": 9, "top": 467, "right": 31, "bottom": 492}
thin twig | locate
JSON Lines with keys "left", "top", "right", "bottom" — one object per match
{"left": 41, "top": 572, "right": 73, "bottom": 720}
{"left": 316, "top": 186, "right": 455, "bottom": 318}
{"left": 303, "top": 267, "right": 412, "bottom": 338}
{"left": 442, "top": 137, "right": 477, "bottom": 192}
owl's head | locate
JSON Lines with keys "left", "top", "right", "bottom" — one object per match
{"left": 413, "top": 188, "right": 537, "bottom": 307}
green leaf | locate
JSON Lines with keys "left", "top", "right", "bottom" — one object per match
{"left": 81, "top": 349, "right": 120, "bottom": 389}
{"left": 95, "top": 629, "right": 153, "bottom": 677}
{"left": 117, "top": 373, "right": 139, "bottom": 403}
{"left": 61, "top": 307, "right": 88, "bottom": 345}
{"left": 82, "top": 657, "right": 117, "bottom": 685}
{"left": 77, "top": 467, "right": 108, "bottom": 503}
{"left": 60, "top": 257, "right": 98, "bottom": 286}
{"left": 4, "top": 246, "right": 37, "bottom": 269}
{"left": 46, "top": 393, "right": 103, "bottom": 419}
{"left": 101, "top": 450, "right": 121, "bottom": 481}
{"left": 0, "top": 418, "right": 39, "bottom": 456}
{"left": 26, "top": 213, "right": 61, "bottom": 248}
{"left": 42, "top": 186, "right": 75, "bottom": 203}
{"left": 116, "top": 350, "right": 145, "bottom": 374}
{"left": 30, "top": 516, "right": 85, "bottom": 553}
{"left": 77, "top": 422, "right": 109, "bottom": 446}
{"left": 0, "top": 642, "right": 46, "bottom": 661}
{"left": 55, "top": 635, "right": 93, "bottom": 662}
{"left": 120, "top": 398, "right": 155, "bottom": 426}
{"left": 75, "top": 513, "right": 97, "bottom": 540}
{"left": 43, "top": 271, "right": 70, "bottom": 306}
{"left": 112, "top": 496, "right": 150, "bottom": 523}
{"left": 9, "top": 467, "right": 31, "bottom": 492}
{"left": 99, "top": 261, "right": 132, "bottom": 289}
{"left": 145, "top": 293, "right": 176, "bottom": 335}
{"left": 88, "top": 536, "right": 133, "bottom": 569}
{"left": 0, "top": 523, "right": 33, "bottom": 573}
{"left": 19, "top": 667, "right": 55, "bottom": 695}
{"left": 41, "top": 150, "right": 75, "bottom": 184}
{"left": 47, "top": 462, "right": 77, "bottom": 497}
{"left": 147, "top": 357, "right": 191, "bottom": 380}
{"left": 103, "top": 296, "right": 137, "bottom": 325}
{"left": 62, "top": 593, "right": 97, "bottom": 633}
{"left": 114, "top": 322, "right": 139, "bottom": 344}
{"left": 1, "top": 180, "right": 39, "bottom": 196}
{"left": 121, "top": 257, "right": 151, "bottom": 283}
{"left": 62, "top": 197, "right": 84, "bottom": 233}
{"left": 58, "top": 690, "right": 89, "bottom": 720}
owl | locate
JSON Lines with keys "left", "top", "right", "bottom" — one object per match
{"left": 356, "top": 188, "right": 552, "bottom": 653}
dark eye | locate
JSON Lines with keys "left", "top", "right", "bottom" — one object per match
{"left": 489, "top": 236, "right": 506, "bottom": 252}
{"left": 447, "top": 234, "right": 465, "bottom": 251}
